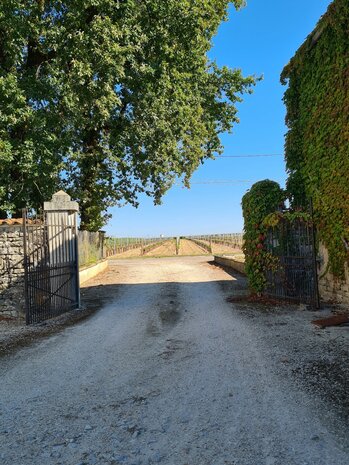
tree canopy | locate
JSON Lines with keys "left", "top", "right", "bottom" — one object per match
{"left": 0, "top": 0, "right": 256, "bottom": 230}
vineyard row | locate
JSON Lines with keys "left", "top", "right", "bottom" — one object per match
{"left": 105, "top": 234, "right": 243, "bottom": 256}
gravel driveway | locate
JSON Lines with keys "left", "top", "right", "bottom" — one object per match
{"left": 0, "top": 256, "right": 348, "bottom": 465}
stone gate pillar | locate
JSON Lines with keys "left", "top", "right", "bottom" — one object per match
{"left": 44, "top": 191, "right": 80, "bottom": 308}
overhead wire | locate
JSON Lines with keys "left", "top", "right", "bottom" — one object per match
{"left": 216, "top": 154, "right": 283, "bottom": 158}
{"left": 173, "top": 153, "right": 284, "bottom": 186}
{"left": 189, "top": 180, "right": 254, "bottom": 184}
{"left": 174, "top": 180, "right": 256, "bottom": 186}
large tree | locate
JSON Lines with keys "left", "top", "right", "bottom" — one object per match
{"left": 0, "top": 0, "right": 256, "bottom": 230}
{"left": 0, "top": 0, "right": 64, "bottom": 217}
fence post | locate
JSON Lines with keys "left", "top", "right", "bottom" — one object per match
{"left": 44, "top": 191, "right": 80, "bottom": 308}
{"left": 99, "top": 231, "right": 106, "bottom": 259}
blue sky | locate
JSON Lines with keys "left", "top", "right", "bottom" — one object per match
{"left": 105, "top": 0, "right": 332, "bottom": 238}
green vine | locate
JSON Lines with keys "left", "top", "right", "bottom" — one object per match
{"left": 241, "top": 180, "right": 285, "bottom": 294}
{"left": 281, "top": 0, "right": 349, "bottom": 278}
{"left": 263, "top": 211, "right": 312, "bottom": 228}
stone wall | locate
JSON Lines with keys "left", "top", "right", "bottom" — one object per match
{"left": 214, "top": 255, "right": 246, "bottom": 275}
{"left": 318, "top": 243, "right": 349, "bottom": 308}
{"left": 0, "top": 224, "right": 25, "bottom": 319}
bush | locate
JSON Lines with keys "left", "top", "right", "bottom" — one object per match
{"left": 242, "top": 180, "right": 285, "bottom": 294}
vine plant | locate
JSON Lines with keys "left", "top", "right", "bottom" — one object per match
{"left": 242, "top": 181, "right": 315, "bottom": 295}
{"left": 281, "top": 0, "right": 349, "bottom": 278}
{"left": 241, "top": 180, "right": 285, "bottom": 294}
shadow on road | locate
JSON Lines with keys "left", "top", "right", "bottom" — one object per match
{"left": 81, "top": 265, "right": 248, "bottom": 317}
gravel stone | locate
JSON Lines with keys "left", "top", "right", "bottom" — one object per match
{"left": 0, "top": 257, "right": 348, "bottom": 465}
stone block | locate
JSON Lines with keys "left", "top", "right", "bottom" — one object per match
{"left": 8, "top": 255, "right": 23, "bottom": 262}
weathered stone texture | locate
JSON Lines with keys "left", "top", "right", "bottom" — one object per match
{"left": 0, "top": 225, "right": 25, "bottom": 318}
{"left": 318, "top": 243, "right": 349, "bottom": 308}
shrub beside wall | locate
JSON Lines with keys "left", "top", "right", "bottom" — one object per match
{"left": 241, "top": 180, "right": 285, "bottom": 294}
{"left": 78, "top": 231, "right": 105, "bottom": 267}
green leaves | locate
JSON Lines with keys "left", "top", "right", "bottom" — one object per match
{"left": 0, "top": 0, "right": 256, "bottom": 228}
{"left": 242, "top": 180, "right": 285, "bottom": 294}
{"left": 281, "top": 0, "right": 349, "bottom": 277}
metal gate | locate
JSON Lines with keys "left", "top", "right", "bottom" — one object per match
{"left": 264, "top": 217, "right": 320, "bottom": 308}
{"left": 23, "top": 210, "right": 80, "bottom": 324}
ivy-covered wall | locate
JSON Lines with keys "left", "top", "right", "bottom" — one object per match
{"left": 281, "top": 0, "right": 349, "bottom": 279}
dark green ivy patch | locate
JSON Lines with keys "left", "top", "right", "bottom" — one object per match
{"left": 281, "top": 0, "right": 349, "bottom": 278}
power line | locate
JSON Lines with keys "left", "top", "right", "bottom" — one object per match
{"left": 190, "top": 180, "right": 253, "bottom": 184}
{"left": 175, "top": 180, "right": 255, "bottom": 186}
{"left": 216, "top": 154, "right": 283, "bottom": 158}
{"left": 175, "top": 178, "right": 285, "bottom": 186}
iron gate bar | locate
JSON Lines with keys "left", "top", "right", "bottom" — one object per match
{"left": 22, "top": 209, "right": 30, "bottom": 325}
{"left": 27, "top": 264, "right": 76, "bottom": 273}
{"left": 23, "top": 208, "right": 80, "bottom": 324}
{"left": 27, "top": 276, "right": 76, "bottom": 303}
{"left": 310, "top": 199, "right": 321, "bottom": 308}
{"left": 264, "top": 212, "right": 319, "bottom": 308}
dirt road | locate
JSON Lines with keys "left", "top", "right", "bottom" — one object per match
{"left": 146, "top": 238, "right": 210, "bottom": 256}
{"left": 0, "top": 257, "right": 348, "bottom": 465}
{"left": 144, "top": 240, "right": 177, "bottom": 257}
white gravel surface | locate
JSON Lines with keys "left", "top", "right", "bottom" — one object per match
{"left": 0, "top": 256, "right": 348, "bottom": 465}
